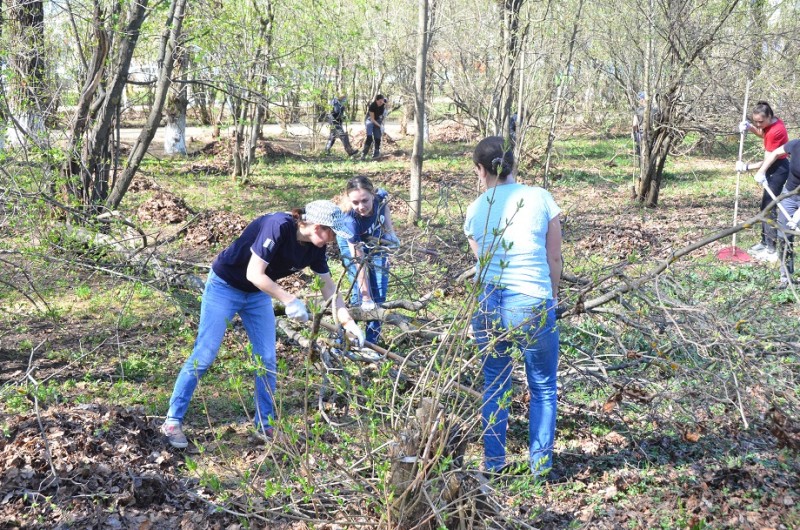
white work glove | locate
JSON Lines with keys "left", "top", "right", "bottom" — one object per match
{"left": 284, "top": 298, "right": 309, "bottom": 322}
{"left": 735, "top": 160, "right": 748, "bottom": 173}
{"left": 754, "top": 172, "right": 767, "bottom": 186}
{"left": 788, "top": 213, "right": 800, "bottom": 231}
{"left": 343, "top": 320, "right": 366, "bottom": 348}
{"left": 738, "top": 120, "right": 750, "bottom": 134}
{"left": 360, "top": 298, "right": 376, "bottom": 311}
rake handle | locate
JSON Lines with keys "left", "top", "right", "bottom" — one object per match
{"left": 732, "top": 81, "right": 752, "bottom": 249}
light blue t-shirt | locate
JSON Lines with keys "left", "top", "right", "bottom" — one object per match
{"left": 463, "top": 183, "right": 560, "bottom": 299}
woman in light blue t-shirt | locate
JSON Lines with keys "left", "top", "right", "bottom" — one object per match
{"left": 464, "top": 136, "right": 562, "bottom": 477}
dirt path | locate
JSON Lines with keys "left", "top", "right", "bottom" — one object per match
{"left": 119, "top": 122, "right": 404, "bottom": 157}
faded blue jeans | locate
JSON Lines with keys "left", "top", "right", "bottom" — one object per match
{"left": 166, "top": 270, "right": 277, "bottom": 428}
{"left": 337, "top": 236, "right": 389, "bottom": 344}
{"left": 777, "top": 187, "right": 798, "bottom": 282}
{"left": 472, "top": 284, "right": 559, "bottom": 474}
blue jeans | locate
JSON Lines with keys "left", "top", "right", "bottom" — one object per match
{"left": 777, "top": 187, "right": 797, "bottom": 282}
{"left": 760, "top": 158, "right": 790, "bottom": 250}
{"left": 472, "top": 285, "right": 559, "bottom": 473}
{"left": 166, "top": 270, "right": 277, "bottom": 428}
{"left": 362, "top": 120, "right": 382, "bottom": 157}
{"left": 337, "top": 236, "right": 389, "bottom": 344}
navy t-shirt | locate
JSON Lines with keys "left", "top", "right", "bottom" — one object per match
{"left": 783, "top": 139, "right": 800, "bottom": 192}
{"left": 343, "top": 189, "right": 390, "bottom": 248}
{"left": 212, "top": 213, "right": 330, "bottom": 292}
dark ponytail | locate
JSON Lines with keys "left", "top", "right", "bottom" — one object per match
{"left": 473, "top": 136, "right": 514, "bottom": 180}
{"left": 752, "top": 101, "right": 774, "bottom": 120}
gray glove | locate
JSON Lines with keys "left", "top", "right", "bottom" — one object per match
{"left": 754, "top": 172, "right": 767, "bottom": 186}
{"left": 285, "top": 298, "right": 309, "bottom": 322}
{"left": 735, "top": 161, "right": 748, "bottom": 173}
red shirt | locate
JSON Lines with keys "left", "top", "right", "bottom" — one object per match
{"left": 763, "top": 118, "right": 788, "bottom": 159}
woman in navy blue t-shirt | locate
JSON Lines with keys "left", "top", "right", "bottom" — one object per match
{"left": 336, "top": 176, "right": 398, "bottom": 345}
{"left": 161, "top": 200, "right": 365, "bottom": 448}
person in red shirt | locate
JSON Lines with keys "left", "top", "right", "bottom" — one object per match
{"left": 736, "top": 101, "right": 790, "bottom": 262}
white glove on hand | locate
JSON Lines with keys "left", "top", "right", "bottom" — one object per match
{"left": 735, "top": 161, "right": 748, "bottom": 173}
{"left": 788, "top": 213, "right": 800, "bottom": 231}
{"left": 285, "top": 298, "right": 309, "bottom": 322}
{"left": 343, "top": 320, "right": 366, "bottom": 348}
{"left": 360, "top": 299, "right": 376, "bottom": 311}
{"left": 754, "top": 173, "right": 767, "bottom": 186}
{"left": 738, "top": 120, "right": 750, "bottom": 134}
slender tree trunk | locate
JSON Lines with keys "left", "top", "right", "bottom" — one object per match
{"left": 7, "top": 0, "right": 46, "bottom": 145}
{"left": 62, "top": 0, "right": 148, "bottom": 211}
{"left": 213, "top": 95, "right": 226, "bottom": 138}
{"left": 106, "top": 0, "right": 188, "bottom": 210}
{"left": 496, "top": 0, "right": 524, "bottom": 135}
{"left": 164, "top": 45, "right": 189, "bottom": 156}
{"left": 542, "top": 0, "right": 584, "bottom": 187}
{"left": 244, "top": 0, "right": 274, "bottom": 173}
{"left": 231, "top": 100, "right": 247, "bottom": 180}
{"left": 408, "top": 0, "right": 432, "bottom": 223}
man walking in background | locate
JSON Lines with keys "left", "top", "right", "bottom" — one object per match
{"left": 325, "top": 95, "right": 357, "bottom": 156}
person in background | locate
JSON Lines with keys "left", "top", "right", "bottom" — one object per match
{"left": 162, "top": 200, "right": 365, "bottom": 448}
{"left": 464, "top": 136, "right": 562, "bottom": 478}
{"left": 325, "top": 95, "right": 357, "bottom": 157}
{"left": 361, "top": 94, "right": 387, "bottom": 160}
{"left": 735, "top": 101, "right": 790, "bottom": 264}
{"left": 753, "top": 139, "right": 800, "bottom": 289}
{"left": 336, "top": 176, "right": 398, "bottom": 345}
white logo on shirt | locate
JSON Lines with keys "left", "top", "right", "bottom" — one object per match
{"left": 263, "top": 238, "right": 274, "bottom": 251}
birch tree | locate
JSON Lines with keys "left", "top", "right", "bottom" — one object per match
{"left": 408, "top": 0, "right": 435, "bottom": 223}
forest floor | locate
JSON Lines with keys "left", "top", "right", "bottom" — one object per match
{"left": 1, "top": 123, "right": 798, "bottom": 529}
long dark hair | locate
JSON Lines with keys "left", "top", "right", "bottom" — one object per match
{"left": 752, "top": 101, "right": 775, "bottom": 120}
{"left": 473, "top": 136, "right": 513, "bottom": 180}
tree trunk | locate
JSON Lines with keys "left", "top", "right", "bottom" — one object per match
{"left": 164, "top": 45, "right": 189, "bottom": 156}
{"left": 7, "top": 0, "right": 46, "bottom": 146}
{"left": 496, "top": 0, "right": 524, "bottom": 135}
{"left": 106, "top": 0, "right": 188, "bottom": 210}
{"left": 63, "top": 0, "right": 148, "bottom": 212}
{"left": 542, "top": 0, "right": 584, "bottom": 187}
{"left": 408, "top": 0, "right": 432, "bottom": 224}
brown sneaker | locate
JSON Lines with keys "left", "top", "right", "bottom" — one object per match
{"left": 161, "top": 422, "right": 188, "bottom": 449}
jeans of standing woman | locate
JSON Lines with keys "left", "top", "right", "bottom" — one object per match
{"left": 362, "top": 120, "right": 382, "bottom": 157}
{"left": 472, "top": 285, "right": 559, "bottom": 474}
{"left": 337, "top": 236, "right": 389, "bottom": 344}
{"left": 760, "top": 158, "right": 790, "bottom": 251}
{"left": 166, "top": 270, "right": 277, "bottom": 428}
{"left": 777, "top": 188, "right": 798, "bottom": 282}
